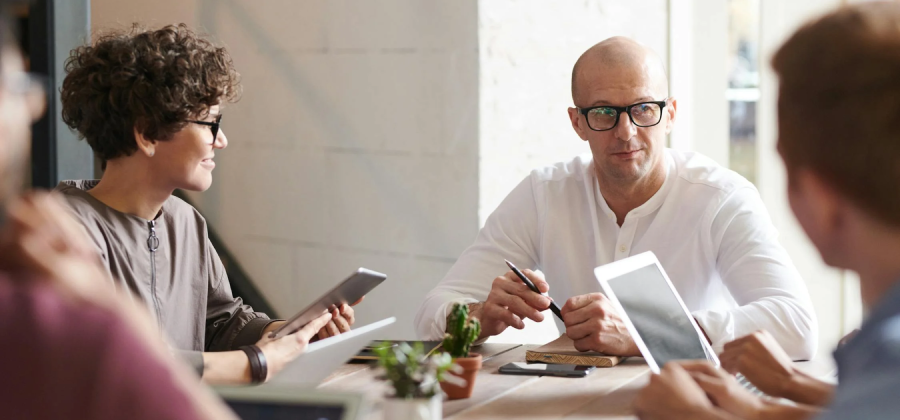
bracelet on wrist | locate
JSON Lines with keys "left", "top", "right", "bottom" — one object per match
{"left": 239, "top": 345, "right": 268, "bottom": 384}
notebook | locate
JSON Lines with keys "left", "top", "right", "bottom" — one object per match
{"left": 525, "top": 334, "right": 623, "bottom": 367}
{"left": 351, "top": 340, "right": 442, "bottom": 361}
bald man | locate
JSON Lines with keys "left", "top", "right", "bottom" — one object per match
{"left": 414, "top": 37, "right": 817, "bottom": 359}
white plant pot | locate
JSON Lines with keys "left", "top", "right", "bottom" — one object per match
{"left": 381, "top": 395, "right": 442, "bottom": 420}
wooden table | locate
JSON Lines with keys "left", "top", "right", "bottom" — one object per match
{"left": 320, "top": 343, "right": 837, "bottom": 420}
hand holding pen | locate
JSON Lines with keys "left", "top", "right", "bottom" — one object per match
{"left": 467, "top": 259, "right": 561, "bottom": 339}
{"left": 505, "top": 260, "right": 564, "bottom": 321}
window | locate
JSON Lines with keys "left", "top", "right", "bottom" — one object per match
{"left": 727, "top": 0, "right": 760, "bottom": 185}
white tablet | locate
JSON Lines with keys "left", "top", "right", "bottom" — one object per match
{"left": 269, "top": 268, "right": 386, "bottom": 340}
{"left": 264, "top": 317, "right": 396, "bottom": 387}
{"left": 594, "top": 251, "right": 718, "bottom": 373}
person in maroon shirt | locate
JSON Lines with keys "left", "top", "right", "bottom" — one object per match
{"left": 0, "top": 3, "right": 237, "bottom": 419}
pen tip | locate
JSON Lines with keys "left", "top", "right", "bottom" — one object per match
{"left": 504, "top": 259, "right": 513, "bottom": 267}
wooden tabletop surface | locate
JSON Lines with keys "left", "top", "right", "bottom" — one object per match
{"left": 320, "top": 343, "right": 837, "bottom": 420}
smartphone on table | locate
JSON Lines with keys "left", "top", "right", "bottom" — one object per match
{"left": 498, "top": 362, "right": 595, "bottom": 378}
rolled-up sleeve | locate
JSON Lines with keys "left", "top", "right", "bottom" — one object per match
{"left": 204, "top": 241, "right": 276, "bottom": 352}
{"left": 693, "top": 186, "right": 818, "bottom": 359}
{"left": 414, "top": 175, "right": 542, "bottom": 340}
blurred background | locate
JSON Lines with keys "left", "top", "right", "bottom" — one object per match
{"left": 21, "top": 0, "right": 876, "bottom": 354}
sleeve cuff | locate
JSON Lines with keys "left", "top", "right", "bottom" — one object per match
{"left": 691, "top": 309, "right": 730, "bottom": 354}
{"left": 232, "top": 318, "right": 279, "bottom": 348}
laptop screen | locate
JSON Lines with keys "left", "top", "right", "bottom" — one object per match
{"left": 227, "top": 401, "right": 345, "bottom": 420}
{"left": 606, "top": 264, "right": 709, "bottom": 367}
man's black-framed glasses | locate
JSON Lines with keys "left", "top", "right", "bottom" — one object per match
{"left": 578, "top": 99, "right": 667, "bottom": 132}
{"left": 188, "top": 114, "right": 222, "bottom": 143}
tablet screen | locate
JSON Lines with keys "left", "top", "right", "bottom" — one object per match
{"left": 228, "top": 401, "right": 345, "bottom": 420}
{"left": 272, "top": 268, "right": 386, "bottom": 339}
{"left": 606, "top": 264, "right": 708, "bottom": 367}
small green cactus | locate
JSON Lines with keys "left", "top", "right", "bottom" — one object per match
{"left": 443, "top": 303, "right": 482, "bottom": 358}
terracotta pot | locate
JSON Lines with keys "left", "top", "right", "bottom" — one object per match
{"left": 440, "top": 353, "right": 483, "bottom": 400}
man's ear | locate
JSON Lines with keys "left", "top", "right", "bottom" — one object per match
{"left": 568, "top": 107, "right": 588, "bottom": 141}
{"left": 664, "top": 97, "right": 677, "bottom": 134}
{"left": 134, "top": 127, "right": 156, "bottom": 157}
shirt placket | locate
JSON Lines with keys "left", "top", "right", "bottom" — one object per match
{"left": 614, "top": 214, "right": 638, "bottom": 261}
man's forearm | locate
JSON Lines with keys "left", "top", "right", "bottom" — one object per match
{"left": 782, "top": 370, "right": 835, "bottom": 407}
{"left": 751, "top": 400, "right": 822, "bottom": 420}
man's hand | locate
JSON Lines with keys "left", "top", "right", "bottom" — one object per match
{"left": 468, "top": 269, "right": 552, "bottom": 339}
{"left": 561, "top": 293, "right": 639, "bottom": 355}
{"left": 679, "top": 361, "right": 765, "bottom": 420}
{"left": 721, "top": 330, "right": 834, "bottom": 406}
{"left": 256, "top": 312, "right": 333, "bottom": 381}
{"left": 634, "top": 362, "right": 733, "bottom": 420}
{"left": 316, "top": 303, "right": 355, "bottom": 340}
{"left": 720, "top": 330, "right": 794, "bottom": 398}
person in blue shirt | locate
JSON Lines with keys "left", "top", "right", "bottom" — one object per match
{"left": 634, "top": 3, "right": 900, "bottom": 420}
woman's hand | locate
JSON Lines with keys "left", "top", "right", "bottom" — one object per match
{"left": 316, "top": 303, "right": 355, "bottom": 340}
{"left": 256, "top": 311, "right": 333, "bottom": 381}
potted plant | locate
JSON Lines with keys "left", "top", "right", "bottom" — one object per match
{"left": 439, "top": 303, "right": 483, "bottom": 400}
{"left": 374, "top": 341, "right": 457, "bottom": 420}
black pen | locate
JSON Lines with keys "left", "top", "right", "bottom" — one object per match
{"left": 504, "top": 259, "right": 564, "bottom": 322}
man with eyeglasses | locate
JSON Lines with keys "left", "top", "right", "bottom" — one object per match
{"left": 415, "top": 37, "right": 817, "bottom": 360}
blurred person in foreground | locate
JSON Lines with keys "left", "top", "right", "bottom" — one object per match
{"left": 0, "top": 3, "right": 236, "bottom": 419}
{"left": 634, "top": 3, "right": 900, "bottom": 419}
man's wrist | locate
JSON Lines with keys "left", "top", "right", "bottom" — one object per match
{"left": 466, "top": 302, "right": 484, "bottom": 319}
{"left": 782, "top": 370, "right": 833, "bottom": 406}
{"left": 690, "top": 406, "right": 742, "bottom": 420}
{"left": 445, "top": 302, "right": 489, "bottom": 340}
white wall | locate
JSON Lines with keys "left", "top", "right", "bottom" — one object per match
{"left": 90, "top": 0, "right": 860, "bottom": 350}
{"left": 92, "top": 0, "right": 480, "bottom": 339}
{"left": 668, "top": 0, "right": 729, "bottom": 166}
{"left": 478, "top": 0, "right": 668, "bottom": 225}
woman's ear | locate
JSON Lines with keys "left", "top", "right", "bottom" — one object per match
{"left": 134, "top": 126, "right": 156, "bottom": 157}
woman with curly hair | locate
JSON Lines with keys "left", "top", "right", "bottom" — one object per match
{"left": 55, "top": 24, "right": 355, "bottom": 385}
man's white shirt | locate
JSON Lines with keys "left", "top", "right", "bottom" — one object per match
{"left": 415, "top": 149, "right": 818, "bottom": 358}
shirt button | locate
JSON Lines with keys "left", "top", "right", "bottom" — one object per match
{"left": 619, "top": 245, "right": 627, "bottom": 253}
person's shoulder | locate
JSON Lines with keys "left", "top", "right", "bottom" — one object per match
{"left": 528, "top": 153, "right": 593, "bottom": 185}
{"left": 668, "top": 149, "right": 754, "bottom": 194}
{"left": 53, "top": 180, "right": 107, "bottom": 224}
{"left": 870, "top": 313, "right": 900, "bottom": 363}
{"left": 162, "top": 193, "right": 208, "bottom": 227}
{"left": 55, "top": 180, "right": 99, "bottom": 209}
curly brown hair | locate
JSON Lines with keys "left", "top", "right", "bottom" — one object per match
{"left": 61, "top": 23, "right": 240, "bottom": 161}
